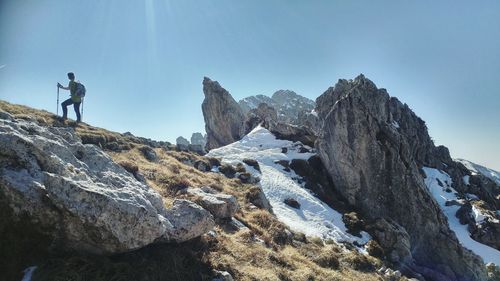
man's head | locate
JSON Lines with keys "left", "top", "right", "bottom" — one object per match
{"left": 67, "top": 72, "right": 75, "bottom": 80}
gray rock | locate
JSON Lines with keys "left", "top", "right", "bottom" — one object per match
{"left": 187, "top": 187, "right": 239, "bottom": 219}
{"left": 366, "top": 219, "right": 412, "bottom": 264}
{"left": 0, "top": 111, "right": 14, "bottom": 121}
{"left": 138, "top": 146, "right": 158, "bottom": 162}
{"left": 284, "top": 198, "right": 300, "bottom": 209}
{"left": 0, "top": 118, "right": 214, "bottom": 255}
{"left": 456, "top": 203, "right": 474, "bottom": 226}
{"left": 471, "top": 219, "right": 500, "bottom": 250}
{"left": 163, "top": 199, "right": 215, "bottom": 242}
{"left": 191, "top": 132, "right": 207, "bottom": 147}
{"left": 315, "top": 75, "right": 487, "bottom": 281}
{"left": 246, "top": 186, "right": 272, "bottom": 212}
{"left": 202, "top": 77, "right": 245, "bottom": 150}
{"left": 176, "top": 136, "right": 190, "bottom": 151}
{"left": 188, "top": 144, "right": 205, "bottom": 155}
{"left": 194, "top": 159, "right": 211, "bottom": 172}
{"left": 213, "top": 270, "right": 234, "bottom": 281}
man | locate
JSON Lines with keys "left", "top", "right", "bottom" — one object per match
{"left": 57, "top": 72, "right": 81, "bottom": 122}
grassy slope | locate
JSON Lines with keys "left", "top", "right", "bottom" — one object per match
{"left": 0, "top": 100, "right": 397, "bottom": 281}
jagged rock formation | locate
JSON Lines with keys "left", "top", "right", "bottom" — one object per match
{"left": 0, "top": 114, "right": 215, "bottom": 255}
{"left": 191, "top": 132, "right": 207, "bottom": 147}
{"left": 239, "top": 90, "right": 315, "bottom": 126}
{"left": 315, "top": 75, "right": 487, "bottom": 281}
{"left": 202, "top": 77, "right": 245, "bottom": 150}
{"left": 203, "top": 78, "right": 316, "bottom": 149}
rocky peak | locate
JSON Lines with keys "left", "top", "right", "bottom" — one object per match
{"left": 315, "top": 75, "right": 488, "bottom": 280}
{"left": 202, "top": 77, "right": 245, "bottom": 150}
{"left": 239, "top": 90, "right": 315, "bottom": 126}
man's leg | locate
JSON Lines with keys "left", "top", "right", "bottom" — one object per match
{"left": 61, "top": 98, "right": 73, "bottom": 119}
{"left": 74, "top": 102, "right": 81, "bottom": 122}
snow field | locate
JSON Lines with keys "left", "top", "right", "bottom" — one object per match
{"left": 207, "top": 126, "right": 371, "bottom": 245}
{"left": 422, "top": 167, "right": 500, "bottom": 264}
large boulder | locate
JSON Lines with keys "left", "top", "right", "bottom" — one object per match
{"left": 202, "top": 77, "right": 245, "bottom": 151}
{"left": 315, "top": 75, "right": 487, "bottom": 281}
{"left": 0, "top": 116, "right": 214, "bottom": 255}
{"left": 176, "top": 136, "right": 190, "bottom": 151}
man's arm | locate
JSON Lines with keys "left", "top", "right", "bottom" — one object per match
{"left": 57, "top": 83, "right": 69, "bottom": 90}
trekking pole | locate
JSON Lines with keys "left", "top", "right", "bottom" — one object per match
{"left": 81, "top": 97, "right": 84, "bottom": 122}
{"left": 57, "top": 85, "right": 60, "bottom": 116}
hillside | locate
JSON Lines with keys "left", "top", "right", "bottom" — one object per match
{"left": 1, "top": 100, "right": 397, "bottom": 281}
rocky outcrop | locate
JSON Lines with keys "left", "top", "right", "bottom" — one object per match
{"left": 243, "top": 103, "right": 278, "bottom": 135}
{"left": 186, "top": 187, "right": 239, "bottom": 220}
{"left": 202, "top": 77, "right": 245, "bottom": 150}
{"left": 315, "top": 75, "right": 487, "bottom": 281}
{"left": 0, "top": 114, "right": 214, "bottom": 255}
{"left": 176, "top": 136, "right": 190, "bottom": 151}
{"left": 191, "top": 132, "right": 206, "bottom": 146}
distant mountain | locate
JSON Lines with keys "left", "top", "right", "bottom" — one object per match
{"left": 239, "top": 90, "right": 315, "bottom": 125}
{"left": 455, "top": 158, "right": 500, "bottom": 185}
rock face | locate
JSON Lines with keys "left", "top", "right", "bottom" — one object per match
{"left": 0, "top": 115, "right": 214, "bottom": 255}
{"left": 191, "top": 132, "right": 207, "bottom": 147}
{"left": 315, "top": 75, "right": 487, "bottom": 281}
{"left": 202, "top": 77, "right": 245, "bottom": 151}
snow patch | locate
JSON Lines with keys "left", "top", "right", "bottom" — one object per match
{"left": 471, "top": 205, "right": 486, "bottom": 223}
{"left": 391, "top": 120, "right": 400, "bottom": 129}
{"left": 463, "top": 175, "right": 470, "bottom": 186}
{"left": 422, "top": 167, "right": 500, "bottom": 264}
{"left": 455, "top": 159, "right": 500, "bottom": 185}
{"left": 208, "top": 126, "right": 370, "bottom": 245}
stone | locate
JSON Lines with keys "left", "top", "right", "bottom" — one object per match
{"left": 284, "top": 198, "right": 300, "bottom": 209}
{"left": 0, "top": 117, "right": 214, "bottom": 255}
{"left": 188, "top": 144, "right": 205, "bottom": 155}
{"left": 242, "top": 158, "right": 260, "bottom": 172}
{"left": 0, "top": 111, "right": 14, "bottom": 121}
{"left": 191, "top": 132, "right": 207, "bottom": 147}
{"left": 138, "top": 145, "right": 158, "bottom": 162}
{"left": 163, "top": 199, "right": 215, "bottom": 242}
{"left": 202, "top": 77, "right": 245, "bottom": 150}
{"left": 315, "top": 75, "right": 487, "bottom": 280}
{"left": 212, "top": 270, "right": 234, "bottom": 281}
{"left": 471, "top": 219, "right": 500, "bottom": 250}
{"left": 176, "top": 136, "right": 190, "bottom": 151}
{"left": 237, "top": 172, "right": 253, "bottom": 184}
{"left": 219, "top": 164, "right": 236, "bottom": 178}
{"left": 245, "top": 186, "right": 272, "bottom": 212}
{"left": 455, "top": 203, "right": 474, "bottom": 226}
{"left": 187, "top": 187, "right": 239, "bottom": 219}
{"left": 194, "top": 159, "right": 211, "bottom": 172}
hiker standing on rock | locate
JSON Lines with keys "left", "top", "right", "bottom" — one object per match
{"left": 57, "top": 72, "right": 84, "bottom": 122}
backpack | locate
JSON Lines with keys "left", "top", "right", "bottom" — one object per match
{"left": 75, "top": 82, "right": 86, "bottom": 97}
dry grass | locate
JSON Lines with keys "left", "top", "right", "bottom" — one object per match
{"left": 1, "top": 100, "right": 387, "bottom": 281}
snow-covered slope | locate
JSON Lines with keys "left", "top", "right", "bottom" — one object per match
{"left": 422, "top": 167, "right": 500, "bottom": 264}
{"left": 455, "top": 159, "right": 500, "bottom": 186}
{"left": 207, "top": 126, "right": 370, "bottom": 245}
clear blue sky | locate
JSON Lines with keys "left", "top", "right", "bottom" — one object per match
{"left": 1, "top": 0, "right": 499, "bottom": 170}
